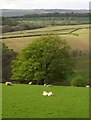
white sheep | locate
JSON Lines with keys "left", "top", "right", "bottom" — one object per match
{"left": 42, "top": 91, "right": 48, "bottom": 96}
{"left": 5, "top": 82, "right": 13, "bottom": 86}
{"left": 47, "top": 84, "right": 52, "bottom": 87}
{"left": 86, "top": 85, "right": 90, "bottom": 88}
{"left": 48, "top": 92, "right": 54, "bottom": 96}
{"left": 28, "top": 82, "right": 32, "bottom": 85}
{"left": 44, "top": 84, "right": 47, "bottom": 86}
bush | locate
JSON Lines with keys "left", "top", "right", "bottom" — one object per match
{"left": 71, "top": 75, "right": 87, "bottom": 87}
{"left": 55, "top": 80, "right": 71, "bottom": 86}
{"left": 2, "top": 25, "right": 13, "bottom": 33}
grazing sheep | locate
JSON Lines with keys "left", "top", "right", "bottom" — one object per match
{"left": 44, "top": 84, "right": 47, "bottom": 86}
{"left": 42, "top": 91, "right": 54, "bottom": 96}
{"left": 42, "top": 91, "right": 48, "bottom": 96}
{"left": 5, "top": 82, "right": 13, "bottom": 86}
{"left": 28, "top": 82, "right": 32, "bottom": 85}
{"left": 86, "top": 85, "right": 90, "bottom": 88}
{"left": 47, "top": 84, "right": 52, "bottom": 87}
{"left": 48, "top": 92, "right": 54, "bottom": 96}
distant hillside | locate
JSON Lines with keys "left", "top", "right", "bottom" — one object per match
{"left": 2, "top": 9, "right": 89, "bottom": 17}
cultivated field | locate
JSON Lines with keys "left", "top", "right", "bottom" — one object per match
{"left": 2, "top": 24, "right": 89, "bottom": 53}
{"left": 2, "top": 84, "right": 89, "bottom": 118}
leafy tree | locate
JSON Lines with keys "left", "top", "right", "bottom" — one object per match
{"left": 2, "top": 17, "right": 17, "bottom": 26}
{"left": 2, "top": 25, "right": 13, "bottom": 33}
{"left": 11, "top": 35, "right": 75, "bottom": 84}
{"left": 2, "top": 43, "right": 17, "bottom": 82}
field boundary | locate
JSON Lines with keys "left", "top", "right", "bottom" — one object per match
{"left": 1, "top": 26, "right": 90, "bottom": 39}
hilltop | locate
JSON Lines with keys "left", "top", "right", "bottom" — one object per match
{"left": 2, "top": 9, "right": 89, "bottom": 17}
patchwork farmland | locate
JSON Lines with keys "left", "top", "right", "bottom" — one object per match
{"left": 2, "top": 10, "right": 90, "bottom": 118}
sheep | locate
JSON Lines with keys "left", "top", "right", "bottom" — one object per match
{"left": 42, "top": 91, "right": 54, "bottom": 96}
{"left": 44, "top": 84, "right": 47, "bottom": 86}
{"left": 42, "top": 91, "right": 48, "bottom": 96}
{"left": 47, "top": 84, "right": 52, "bottom": 87}
{"left": 48, "top": 92, "right": 54, "bottom": 96}
{"left": 28, "top": 82, "right": 32, "bottom": 85}
{"left": 86, "top": 85, "right": 90, "bottom": 88}
{"left": 5, "top": 82, "right": 13, "bottom": 86}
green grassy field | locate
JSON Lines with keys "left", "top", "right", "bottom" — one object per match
{"left": 2, "top": 84, "right": 89, "bottom": 118}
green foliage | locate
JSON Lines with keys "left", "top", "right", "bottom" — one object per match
{"left": 2, "top": 43, "right": 16, "bottom": 82}
{"left": 11, "top": 35, "right": 75, "bottom": 84}
{"left": 2, "top": 17, "right": 17, "bottom": 26}
{"left": 2, "top": 25, "right": 13, "bottom": 33}
{"left": 71, "top": 75, "right": 88, "bottom": 87}
{"left": 2, "top": 13, "right": 89, "bottom": 33}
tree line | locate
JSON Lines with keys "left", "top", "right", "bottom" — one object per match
{"left": 2, "top": 12, "right": 90, "bottom": 33}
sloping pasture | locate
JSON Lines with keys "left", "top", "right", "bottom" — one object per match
{"left": 2, "top": 84, "right": 89, "bottom": 118}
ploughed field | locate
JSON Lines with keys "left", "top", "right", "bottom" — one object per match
{"left": 2, "top": 84, "right": 89, "bottom": 118}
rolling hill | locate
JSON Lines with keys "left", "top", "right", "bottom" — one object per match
{"left": 2, "top": 9, "right": 89, "bottom": 17}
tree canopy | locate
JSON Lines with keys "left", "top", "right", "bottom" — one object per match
{"left": 2, "top": 43, "right": 16, "bottom": 82}
{"left": 11, "top": 35, "right": 75, "bottom": 84}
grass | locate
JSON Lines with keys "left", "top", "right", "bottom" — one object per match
{"left": 3, "top": 37, "right": 37, "bottom": 52}
{"left": 2, "top": 84, "right": 89, "bottom": 118}
{"left": 2, "top": 24, "right": 89, "bottom": 118}
{"left": 1, "top": 24, "right": 89, "bottom": 39}
{"left": 75, "top": 56, "right": 89, "bottom": 71}
{"left": 3, "top": 33, "right": 89, "bottom": 53}
{"left": 75, "top": 55, "right": 89, "bottom": 81}
{"left": 2, "top": 24, "right": 89, "bottom": 81}
{"left": 2, "top": 24, "right": 89, "bottom": 53}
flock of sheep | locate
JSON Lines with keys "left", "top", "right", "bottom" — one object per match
{"left": 5, "top": 82, "right": 90, "bottom": 97}
{"left": 5, "top": 82, "right": 54, "bottom": 97}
